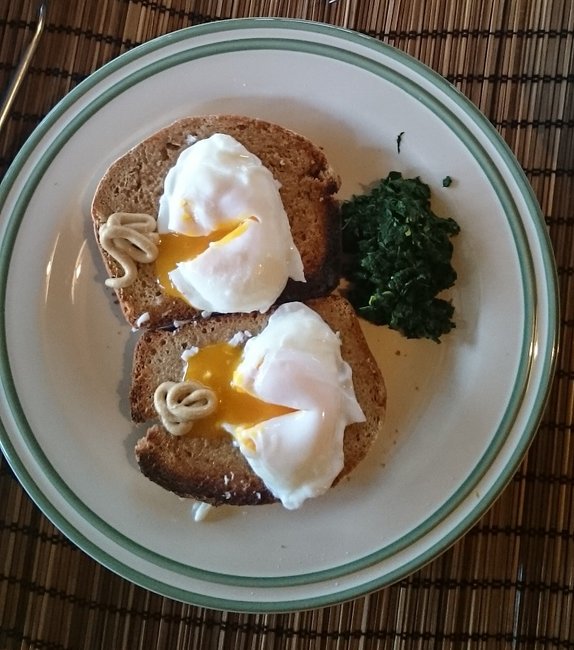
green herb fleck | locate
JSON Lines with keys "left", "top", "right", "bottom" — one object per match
{"left": 442, "top": 175, "right": 453, "bottom": 187}
{"left": 396, "top": 131, "right": 405, "bottom": 154}
{"left": 341, "top": 171, "right": 461, "bottom": 342}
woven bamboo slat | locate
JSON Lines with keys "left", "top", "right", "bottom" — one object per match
{"left": 1, "top": 0, "right": 573, "bottom": 647}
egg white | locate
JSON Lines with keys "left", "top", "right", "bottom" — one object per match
{"left": 225, "top": 302, "right": 365, "bottom": 510}
{"left": 157, "top": 133, "right": 305, "bottom": 313}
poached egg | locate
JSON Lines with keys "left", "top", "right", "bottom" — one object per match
{"left": 182, "top": 302, "right": 365, "bottom": 510}
{"left": 155, "top": 133, "right": 305, "bottom": 313}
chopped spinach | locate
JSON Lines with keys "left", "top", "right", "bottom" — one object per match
{"left": 341, "top": 171, "right": 460, "bottom": 342}
{"left": 396, "top": 131, "right": 405, "bottom": 154}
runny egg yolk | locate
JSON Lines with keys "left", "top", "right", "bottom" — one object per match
{"left": 155, "top": 218, "right": 255, "bottom": 299}
{"left": 183, "top": 341, "right": 294, "bottom": 437}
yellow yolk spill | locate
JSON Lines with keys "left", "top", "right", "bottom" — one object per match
{"left": 183, "top": 342, "right": 294, "bottom": 438}
{"left": 154, "top": 218, "right": 256, "bottom": 300}
{"left": 155, "top": 228, "right": 229, "bottom": 298}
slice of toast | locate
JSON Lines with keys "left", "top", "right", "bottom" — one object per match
{"left": 91, "top": 114, "right": 341, "bottom": 329}
{"left": 132, "top": 295, "right": 386, "bottom": 507}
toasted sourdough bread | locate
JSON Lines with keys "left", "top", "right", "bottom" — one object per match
{"left": 132, "top": 295, "right": 386, "bottom": 506}
{"left": 91, "top": 114, "right": 341, "bottom": 329}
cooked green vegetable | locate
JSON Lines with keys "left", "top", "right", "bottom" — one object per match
{"left": 341, "top": 171, "right": 460, "bottom": 342}
{"left": 442, "top": 175, "right": 453, "bottom": 187}
{"left": 396, "top": 131, "right": 405, "bottom": 154}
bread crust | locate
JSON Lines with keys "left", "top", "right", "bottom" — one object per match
{"left": 91, "top": 114, "right": 341, "bottom": 329}
{"left": 132, "top": 295, "right": 386, "bottom": 506}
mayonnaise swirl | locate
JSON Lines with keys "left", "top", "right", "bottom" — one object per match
{"left": 99, "top": 212, "right": 159, "bottom": 288}
{"left": 154, "top": 380, "right": 217, "bottom": 436}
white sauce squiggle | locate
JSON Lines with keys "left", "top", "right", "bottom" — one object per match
{"left": 99, "top": 212, "right": 159, "bottom": 288}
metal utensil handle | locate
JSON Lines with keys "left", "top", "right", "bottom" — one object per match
{"left": 0, "top": 2, "right": 47, "bottom": 135}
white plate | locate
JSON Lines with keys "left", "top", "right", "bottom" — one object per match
{"left": 0, "top": 19, "right": 558, "bottom": 612}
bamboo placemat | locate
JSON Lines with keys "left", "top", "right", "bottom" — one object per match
{"left": 1, "top": 0, "right": 573, "bottom": 647}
